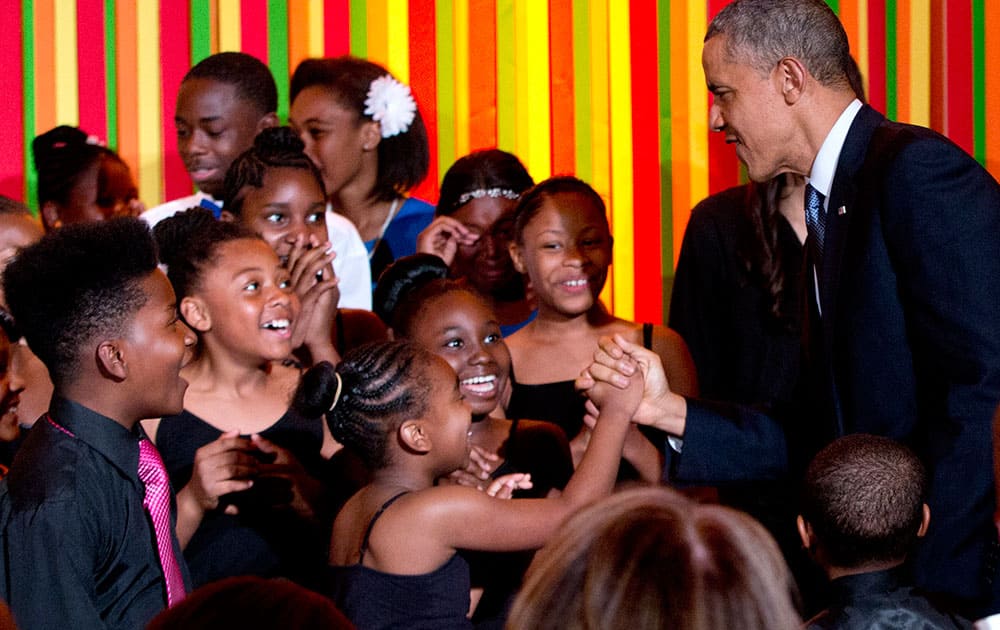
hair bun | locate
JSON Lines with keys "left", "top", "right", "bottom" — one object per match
{"left": 372, "top": 254, "right": 449, "bottom": 326}
{"left": 153, "top": 207, "right": 220, "bottom": 269}
{"left": 252, "top": 126, "right": 306, "bottom": 157}
{"left": 32, "top": 125, "right": 94, "bottom": 174}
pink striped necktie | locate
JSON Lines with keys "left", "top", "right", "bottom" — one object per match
{"left": 137, "top": 438, "right": 186, "bottom": 606}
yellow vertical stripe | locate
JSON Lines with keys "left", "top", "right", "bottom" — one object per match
{"left": 454, "top": 0, "right": 470, "bottom": 157}
{"left": 608, "top": 0, "right": 633, "bottom": 319}
{"left": 136, "top": 0, "right": 163, "bottom": 205}
{"left": 686, "top": 0, "right": 708, "bottom": 238}
{"left": 386, "top": 0, "right": 410, "bottom": 82}
{"left": 54, "top": 0, "right": 79, "bottom": 126}
{"left": 589, "top": 0, "right": 611, "bottom": 309}
{"left": 856, "top": 0, "right": 870, "bottom": 99}
{"left": 218, "top": 0, "right": 241, "bottom": 52}
{"left": 908, "top": 0, "right": 930, "bottom": 126}
{"left": 367, "top": 0, "right": 389, "bottom": 68}
{"left": 518, "top": 0, "right": 551, "bottom": 181}
{"left": 308, "top": 0, "right": 325, "bottom": 57}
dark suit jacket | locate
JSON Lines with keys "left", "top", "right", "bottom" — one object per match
{"left": 671, "top": 105, "right": 1000, "bottom": 612}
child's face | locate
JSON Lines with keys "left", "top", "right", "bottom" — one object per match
{"left": 234, "top": 167, "right": 328, "bottom": 264}
{"left": 510, "top": 193, "right": 612, "bottom": 317}
{"left": 0, "top": 331, "right": 23, "bottom": 443}
{"left": 175, "top": 78, "right": 266, "bottom": 199}
{"left": 48, "top": 156, "right": 141, "bottom": 229}
{"left": 449, "top": 197, "right": 521, "bottom": 299}
{"left": 424, "top": 355, "right": 474, "bottom": 471}
{"left": 289, "top": 86, "right": 372, "bottom": 198}
{"left": 120, "top": 270, "right": 196, "bottom": 418}
{"left": 195, "top": 238, "right": 299, "bottom": 361}
{"left": 409, "top": 290, "right": 510, "bottom": 417}
{"left": 0, "top": 214, "right": 43, "bottom": 308}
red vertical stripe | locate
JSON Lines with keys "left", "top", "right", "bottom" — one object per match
{"left": 929, "top": 0, "right": 945, "bottom": 134}
{"left": 241, "top": 1, "right": 269, "bottom": 62}
{"left": 629, "top": 0, "right": 661, "bottom": 321}
{"left": 707, "top": 0, "right": 738, "bottom": 194}
{"left": 945, "top": 1, "right": 974, "bottom": 153}
{"left": 408, "top": 0, "right": 438, "bottom": 202}
{"left": 324, "top": 0, "right": 350, "bottom": 56}
{"left": 548, "top": 0, "right": 574, "bottom": 176}
{"left": 866, "top": 1, "right": 887, "bottom": 113}
{"left": 77, "top": 0, "right": 107, "bottom": 140}
{"left": 160, "top": 1, "right": 192, "bottom": 201}
{"left": 0, "top": 2, "right": 23, "bottom": 199}
{"left": 468, "top": 0, "right": 497, "bottom": 151}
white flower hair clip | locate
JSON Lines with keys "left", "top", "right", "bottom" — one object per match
{"left": 364, "top": 75, "right": 417, "bottom": 138}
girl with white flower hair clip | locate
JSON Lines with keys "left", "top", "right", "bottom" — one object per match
{"left": 290, "top": 56, "right": 434, "bottom": 283}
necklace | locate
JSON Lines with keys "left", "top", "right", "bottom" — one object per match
{"left": 368, "top": 197, "right": 401, "bottom": 261}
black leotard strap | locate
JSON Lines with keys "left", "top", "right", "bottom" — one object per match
{"left": 359, "top": 491, "right": 410, "bottom": 562}
{"left": 642, "top": 322, "right": 653, "bottom": 350}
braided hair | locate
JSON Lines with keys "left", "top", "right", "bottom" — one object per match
{"left": 294, "top": 340, "right": 432, "bottom": 470}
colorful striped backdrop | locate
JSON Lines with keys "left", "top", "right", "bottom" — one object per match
{"left": 2, "top": 0, "right": 998, "bottom": 321}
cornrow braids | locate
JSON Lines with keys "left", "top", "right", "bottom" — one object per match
{"left": 294, "top": 341, "right": 432, "bottom": 470}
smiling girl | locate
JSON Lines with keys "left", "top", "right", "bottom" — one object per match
{"left": 505, "top": 176, "right": 698, "bottom": 477}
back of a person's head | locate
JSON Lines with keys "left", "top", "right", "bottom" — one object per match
{"left": 183, "top": 51, "right": 277, "bottom": 115}
{"left": 147, "top": 576, "right": 354, "bottom": 630}
{"left": 32, "top": 125, "right": 114, "bottom": 208}
{"left": 2, "top": 217, "right": 157, "bottom": 388}
{"left": 801, "top": 434, "right": 926, "bottom": 569}
{"left": 508, "top": 487, "right": 801, "bottom": 630}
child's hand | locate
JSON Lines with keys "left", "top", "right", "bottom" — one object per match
{"left": 185, "top": 432, "right": 259, "bottom": 515}
{"left": 287, "top": 235, "right": 341, "bottom": 365}
{"left": 442, "top": 445, "right": 500, "bottom": 489}
{"left": 485, "top": 473, "right": 532, "bottom": 499}
{"left": 415, "top": 216, "right": 479, "bottom": 266}
{"left": 251, "top": 434, "right": 326, "bottom": 520}
{"left": 581, "top": 356, "right": 644, "bottom": 421}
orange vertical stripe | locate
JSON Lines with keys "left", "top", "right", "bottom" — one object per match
{"left": 115, "top": 0, "right": 139, "bottom": 176}
{"left": 896, "top": 0, "right": 911, "bottom": 120}
{"left": 840, "top": 0, "right": 864, "bottom": 97}
{"left": 467, "top": 0, "right": 496, "bottom": 150}
{"left": 33, "top": 0, "right": 56, "bottom": 134}
{"left": 288, "top": 3, "right": 311, "bottom": 71}
{"left": 986, "top": 0, "right": 1000, "bottom": 176}
{"left": 548, "top": 0, "right": 574, "bottom": 175}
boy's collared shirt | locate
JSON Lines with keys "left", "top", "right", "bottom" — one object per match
{"left": 0, "top": 396, "right": 189, "bottom": 630}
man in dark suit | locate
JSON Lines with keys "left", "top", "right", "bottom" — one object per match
{"left": 580, "top": 0, "right": 1000, "bottom": 617}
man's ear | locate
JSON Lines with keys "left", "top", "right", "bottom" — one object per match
{"left": 257, "top": 112, "right": 280, "bottom": 133}
{"left": 398, "top": 419, "right": 431, "bottom": 454}
{"left": 97, "top": 340, "right": 128, "bottom": 381}
{"left": 180, "top": 296, "right": 211, "bottom": 333}
{"left": 796, "top": 515, "right": 815, "bottom": 551}
{"left": 361, "top": 120, "right": 382, "bottom": 152}
{"left": 917, "top": 503, "right": 931, "bottom": 537}
{"left": 40, "top": 201, "right": 61, "bottom": 232}
{"left": 508, "top": 242, "right": 527, "bottom": 274}
{"left": 776, "top": 56, "right": 807, "bottom": 105}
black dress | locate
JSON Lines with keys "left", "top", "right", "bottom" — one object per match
{"left": 157, "top": 407, "right": 328, "bottom": 588}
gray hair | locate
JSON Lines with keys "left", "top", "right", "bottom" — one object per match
{"left": 706, "top": 0, "right": 852, "bottom": 88}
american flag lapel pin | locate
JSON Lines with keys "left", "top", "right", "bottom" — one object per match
{"left": 837, "top": 205, "right": 847, "bottom": 216}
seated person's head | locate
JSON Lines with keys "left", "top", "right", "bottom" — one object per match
{"left": 175, "top": 52, "right": 279, "bottom": 199}
{"left": 436, "top": 149, "right": 533, "bottom": 300}
{"left": 798, "top": 434, "right": 929, "bottom": 576}
{"left": 147, "top": 576, "right": 354, "bottom": 630}
{"left": 221, "top": 127, "right": 328, "bottom": 265}
{"left": 2, "top": 218, "right": 195, "bottom": 420}
{"left": 33, "top": 126, "right": 141, "bottom": 231}
{"left": 0, "top": 196, "right": 44, "bottom": 310}
{"left": 509, "top": 486, "right": 802, "bottom": 630}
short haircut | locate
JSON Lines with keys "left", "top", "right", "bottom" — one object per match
{"left": 705, "top": 0, "right": 852, "bottom": 89}
{"left": 2, "top": 218, "right": 158, "bottom": 388}
{"left": 436, "top": 149, "right": 534, "bottom": 216}
{"left": 290, "top": 56, "right": 429, "bottom": 202}
{"left": 293, "top": 341, "right": 433, "bottom": 470}
{"left": 371, "top": 253, "right": 449, "bottom": 327}
{"left": 512, "top": 176, "right": 608, "bottom": 245}
{"left": 509, "top": 486, "right": 802, "bottom": 630}
{"left": 222, "top": 126, "right": 326, "bottom": 218}
{"left": 183, "top": 52, "right": 278, "bottom": 115}
{"left": 33, "top": 125, "right": 124, "bottom": 207}
{"left": 800, "top": 434, "right": 927, "bottom": 568}
{"left": 153, "top": 207, "right": 256, "bottom": 300}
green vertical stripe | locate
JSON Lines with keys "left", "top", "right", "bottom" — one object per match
{"left": 268, "top": 0, "right": 289, "bottom": 123}
{"left": 572, "top": 0, "right": 591, "bottom": 184}
{"left": 495, "top": 0, "right": 515, "bottom": 151}
{"left": 885, "top": 0, "right": 897, "bottom": 120}
{"left": 972, "top": 0, "right": 986, "bottom": 164}
{"left": 657, "top": 0, "right": 671, "bottom": 279}
{"left": 190, "top": 0, "right": 211, "bottom": 65}
{"left": 22, "top": 0, "right": 36, "bottom": 212}
{"left": 104, "top": 0, "right": 118, "bottom": 150}
{"left": 349, "top": 0, "right": 366, "bottom": 57}
{"left": 826, "top": 0, "right": 839, "bottom": 15}
{"left": 436, "top": 0, "right": 455, "bottom": 175}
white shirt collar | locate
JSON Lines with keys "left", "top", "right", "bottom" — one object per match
{"left": 807, "top": 99, "right": 863, "bottom": 200}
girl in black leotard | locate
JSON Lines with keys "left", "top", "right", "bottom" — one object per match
{"left": 144, "top": 208, "right": 335, "bottom": 587}
{"left": 294, "top": 340, "right": 642, "bottom": 629}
